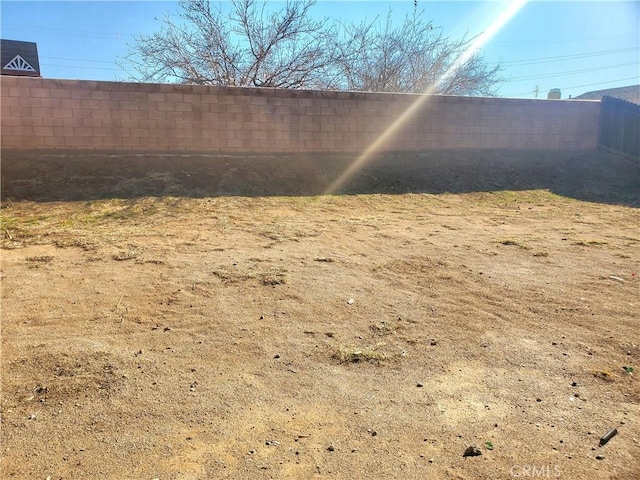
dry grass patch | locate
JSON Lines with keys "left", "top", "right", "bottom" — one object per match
{"left": 370, "top": 319, "right": 398, "bottom": 336}
{"left": 112, "top": 246, "right": 144, "bottom": 261}
{"left": 333, "top": 344, "right": 389, "bottom": 364}
{"left": 25, "top": 255, "right": 54, "bottom": 263}
{"left": 499, "top": 238, "right": 531, "bottom": 250}
{"left": 573, "top": 240, "right": 608, "bottom": 246}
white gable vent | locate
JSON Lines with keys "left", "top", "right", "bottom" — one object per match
{"left": 3, "top": 54, "right": 36, "bottom": 72}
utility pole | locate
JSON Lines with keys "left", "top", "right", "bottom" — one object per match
{"left": 533, "top": 85, "right": 539, "bottom": 99}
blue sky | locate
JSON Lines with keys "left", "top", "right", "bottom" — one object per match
{"left": 1, "top": 0, "right": 638, "bottom": 99}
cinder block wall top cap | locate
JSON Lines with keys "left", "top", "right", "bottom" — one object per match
{"left": 0, "top": 75, "right": 602, "bottom": 104}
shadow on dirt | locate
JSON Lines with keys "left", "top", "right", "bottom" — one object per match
{"left": 2, "top": 149, "right": 638, "bottom": 206}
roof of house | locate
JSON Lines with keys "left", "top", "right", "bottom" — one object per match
{"left": 572, "top": 85, "right": 640, "bottom": 104}
{"left": 1, "top": 39, "right": 41, "bottom": 77}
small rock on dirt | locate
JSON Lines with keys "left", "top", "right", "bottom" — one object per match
{"left": 327, "top": 445, "right": 335, "bottom": 451}
{"left": 595, "top": 455, "right": 605, "bottom": 460}
{"left": 463, "top": 446, "right": 482, "bottom": 457}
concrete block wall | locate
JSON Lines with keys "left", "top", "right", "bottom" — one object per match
{"left": 1, "top": 76, "right": 600, "bottom": 152}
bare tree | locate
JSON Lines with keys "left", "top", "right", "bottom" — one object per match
{"left": 330, "top": 10, "right": 502, "bottom": 95}
{"left": 122, "top": 1, "right": 502, "bottom": 96}
{"left": 121, "top": 0, "right": 338, "bottom": 88}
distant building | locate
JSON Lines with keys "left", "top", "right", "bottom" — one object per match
{"left": 572, "top": 85, "right": 640, "bottom": 105}
{"left": 1, "top": 39, "right": 41, "bottom": 77}
{"left": 547, "top": 88, "right": 561, "bottom": 99}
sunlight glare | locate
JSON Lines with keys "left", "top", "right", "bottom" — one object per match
{"left": 324, "top": 0, "right": 529, "bottom": 195}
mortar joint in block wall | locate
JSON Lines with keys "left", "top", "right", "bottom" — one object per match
{"left": 1, "top": 77, "right": 603, "bottom": 153}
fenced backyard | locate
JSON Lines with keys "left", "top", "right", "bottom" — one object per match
{"left": 1, "top": 77, "right": 639, "bottom": 479}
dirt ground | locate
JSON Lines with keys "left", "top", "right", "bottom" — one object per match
{"left": 2, "top": 149, "right": 639, "bottom": 205}
{"left": 1, "top": 151, "right": 639, "bottom": 479}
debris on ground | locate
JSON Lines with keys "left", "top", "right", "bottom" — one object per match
{"left": 463, "top": 446, "right": 482, "bottom": 457}
{"left": 599, "top": 428, "right": 618, "bottom": 446}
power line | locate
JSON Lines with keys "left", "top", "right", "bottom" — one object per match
{"left": 39, "top": 47, "right": 640, "bottom": 74}
{"left": 5, "top": 23, "right": 636, "bottom": 48}
{"left": 505, "top": 76, "right": 640, "bottom": 97}
{"left": 6, "top": 21, "right": 639, "bottom": 82}
{"left": 562, "top": 77, "right": 640, "bottom": 92}
{"left": 491, "top": 33, "right": 636, "bottom": 47}
{"left": 1, "top": 25, "right": 131, "bottom": 40}
{"left": 3, "top": 23, "right": 123, "bottom": 36}
{"left": 41, "top": 56, "right": 118, "bottom": 65}
{"left": 41, "top": 63, "right": 122, "bottom": 72}
{"left": 501, "top": 47, "right": 640, "bottom": 67}
{"left": 507, "top": 62, "right": 639, "bottom": 82}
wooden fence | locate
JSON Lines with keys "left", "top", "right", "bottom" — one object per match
{"left": 598, "top": 95, "right": 640, "bottom": 159}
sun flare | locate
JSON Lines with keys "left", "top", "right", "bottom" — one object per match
{"left": 324, "top": 0, "right": 529, "bottom": 195}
